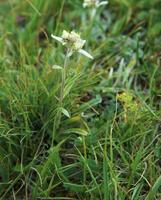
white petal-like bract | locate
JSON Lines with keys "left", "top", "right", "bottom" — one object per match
{"left": 83, "top": 0, "right": 108, "bottom": 8}
{"left": 51, "top": 34, "right": 64, "bottom": 44}
{"left": 78, "top": 49, "right": 94, "bottom": 60}
{"left": 97, "top": 1, "right": 108, "bottom": 7}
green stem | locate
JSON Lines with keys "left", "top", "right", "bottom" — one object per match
{"left": 52, "top": 49, "right": 69, "bottom": 147}
{"left": 86, "top": 8, "right": 96, "bottom": 38}
{"left": 60, "top": 49, "right": 69, "bottom": 107}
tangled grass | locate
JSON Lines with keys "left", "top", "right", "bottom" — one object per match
{"left": 0, "top": 0, "right": 161, "bottom": 199}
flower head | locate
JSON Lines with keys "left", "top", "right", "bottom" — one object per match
{"left": 83, "top": 0, "right": 108, "bottom": 8}
{"left": 51, "top": 30, "right": 93, "bottom": 59}
{"left": 62, "top": 30, "right": 86, "bottom": 51}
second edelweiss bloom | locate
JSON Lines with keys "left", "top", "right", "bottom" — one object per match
{"left": 51, "top": 30, "right": 93, "bottom": 59}
{"left": 83, "top": 0, "right": 108, "bottom": 8}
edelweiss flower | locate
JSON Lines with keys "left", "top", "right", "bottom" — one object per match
{"left": 51, "top": 30, "right": 93, "bottom": 59}
{"left": 83, "top": 0, "right": 108, "bottom": 8}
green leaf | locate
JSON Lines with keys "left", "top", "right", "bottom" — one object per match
{"left": 64, "top": 128, "right": 88, "bottom": 136}
{"left": 63, "top": 75, "right": 78, "bottom": 98}
{"left": 149, "top": 22, "right": 161, "bottom": 37}
{"left": 64, "top": 182, "right": 86, "bottom": 192}
{"left": 145, "top": 175, "right": 161, "bottom": 200}
{"left": 61, "top": 107, "right": 70, "bottom": 118}
{"left": 75, "top": 95, "right": 102, "bottom": 114}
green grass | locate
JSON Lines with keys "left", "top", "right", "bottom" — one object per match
{"left": 0, "top": 0, "right": 161, "bottom": 199}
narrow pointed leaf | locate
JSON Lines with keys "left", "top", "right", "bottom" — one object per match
{"left": 61, "top": 108, "right": 70, "bottom": 118}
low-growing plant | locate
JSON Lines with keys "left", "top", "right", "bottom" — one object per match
{"left": 0, "top": 0, "right": 161, "bottom": 199}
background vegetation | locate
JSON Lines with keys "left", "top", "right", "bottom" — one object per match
{"left": 0, "top": 0, "right": 161, "bottom": 199}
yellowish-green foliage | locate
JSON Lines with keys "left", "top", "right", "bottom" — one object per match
{"left": 117, "top": 92, "right": 140, "bottom": 122}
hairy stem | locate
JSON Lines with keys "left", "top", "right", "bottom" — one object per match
{"left": 60, "top": 49, "right": 69, "bottom": 107}
{"left": 52, "top": 49, "right": 70, "bottom": 146}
